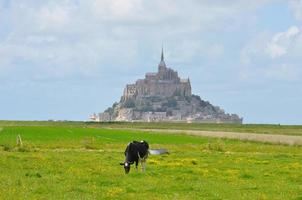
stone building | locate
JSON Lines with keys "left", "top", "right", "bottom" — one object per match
{"left": 91, "top": 48, "right": 243, "bottom": 124}
{"left": 122, "top": 48, "right": 191, "bottom": 101}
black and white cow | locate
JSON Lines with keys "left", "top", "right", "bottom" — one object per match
{"left": 120, "top": 140, "right": 149, "bottom": 174}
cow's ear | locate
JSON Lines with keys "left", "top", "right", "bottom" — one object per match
{"left": 119, "top": 162, "right": 124, "bottom": 165}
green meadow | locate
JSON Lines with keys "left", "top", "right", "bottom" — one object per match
{"left": 1, "top": 120, "right": 302, "bottom": 136}
{"left": 0, "top": 123, "right": 302, "bottom": 199}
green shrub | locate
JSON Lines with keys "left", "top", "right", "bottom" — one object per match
{"left": 17, "top": 146, "right": 31, "bottom": 152}
{"left": 3, "top": 144, "right": 13, "bottom": 152}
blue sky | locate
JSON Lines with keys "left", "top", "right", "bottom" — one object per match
{"left": 0, "top": 0, "right": 302, "bottom": 124}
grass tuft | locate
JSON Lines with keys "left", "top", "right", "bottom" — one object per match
{"left": 205, "top": 141, "right": 225, "bottom": 152}
{"left": 2, "top": 144, "right": 13, "bottom": 152}
{"left": 82, "top": 137, "right": 98, "bottom": 150}
{"left": 191, "top": 160, "right": 197, "bottom": 165}
{"left": 240, "top": 173, "right": 254, "bottom": 179}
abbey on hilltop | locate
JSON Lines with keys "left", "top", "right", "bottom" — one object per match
{"left": 90, "top": 48, "right": 242, "bottom": 123}
{"left": 123, "top": 49, "right": 191, "bottom": 101}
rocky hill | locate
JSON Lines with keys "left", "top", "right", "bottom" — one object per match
{"left": 91, "top": 49, "right": 242, "bottom": 123}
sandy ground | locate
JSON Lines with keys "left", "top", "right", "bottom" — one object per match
{"left": 111, "top": 128, "right": 302, "bottom": 146}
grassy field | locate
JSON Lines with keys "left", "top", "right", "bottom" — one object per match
{"left": 0, "top": 124, "right": 302, "bottom": 199}
{"left": 1, "top": 120, "right": 302, "bottom": 136}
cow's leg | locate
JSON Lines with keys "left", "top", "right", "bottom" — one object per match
{"left": 140, "top": 160, "right": 143, "bottom": 172}
{"left": 141, "top": 160, "right": 146, "bottom": 172}
{"left": 135, "top": 161, "right": 138, "bottom": 172}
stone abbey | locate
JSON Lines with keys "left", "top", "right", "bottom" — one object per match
{"left": 90, "top": 48, "right": 242, "bottom": 123}
{"left": 123, "top": 49, "right": 191, "bottom": 101}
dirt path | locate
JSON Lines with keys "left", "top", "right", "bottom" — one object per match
{"left": 108, "top": 128, "right": 302, "bottom": 146}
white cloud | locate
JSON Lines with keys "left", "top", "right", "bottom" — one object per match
{"left": 241, "top": 26, "right": 302, "bottom": 62}
{"left": 289, "top": 0, "right": 302, "bottom": 21}
{"left": 92, "top": 0, "right": 144, "bottom": 20}
{"left": 266, "top": 43, "right": 287, "bottom": 58}
{"left": 266, "top": 26, "right": 300, "bottom": 58}
{"left": 240, "top": 26, "right": 302, "bottom": 81}
{"left": 38, "top": 4, "right": 72, "bottom": 31}
{"left": 0, "top": 0, "right": 279, "bottom": 82}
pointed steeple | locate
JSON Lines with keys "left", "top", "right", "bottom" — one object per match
{"left": 158, "top": 45, "right": 166, "bottom": 69}
{"left": 161, "top": 46, "right": 164, "bottom": 62}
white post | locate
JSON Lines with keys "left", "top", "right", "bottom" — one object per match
{"left": 16, "top": 134, "right": 23, "bottom": 147}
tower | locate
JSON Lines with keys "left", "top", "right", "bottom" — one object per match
{"left": 158, "top": 46, "right": 166, "bottom": 71}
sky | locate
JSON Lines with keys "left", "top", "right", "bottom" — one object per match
{"left": 0, "top": 0, "right": 302, "bottom": 124}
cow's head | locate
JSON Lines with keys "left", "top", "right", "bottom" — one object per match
{"left": 120, "top": 162, "right": 134, "bottom": 174}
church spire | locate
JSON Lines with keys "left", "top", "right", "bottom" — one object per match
{"left": 158, "top": 45, "right": 166, "bottom": 69}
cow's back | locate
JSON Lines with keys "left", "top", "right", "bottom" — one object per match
{"left": 125, "top": 141, "right": 149, "bottom": 162}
